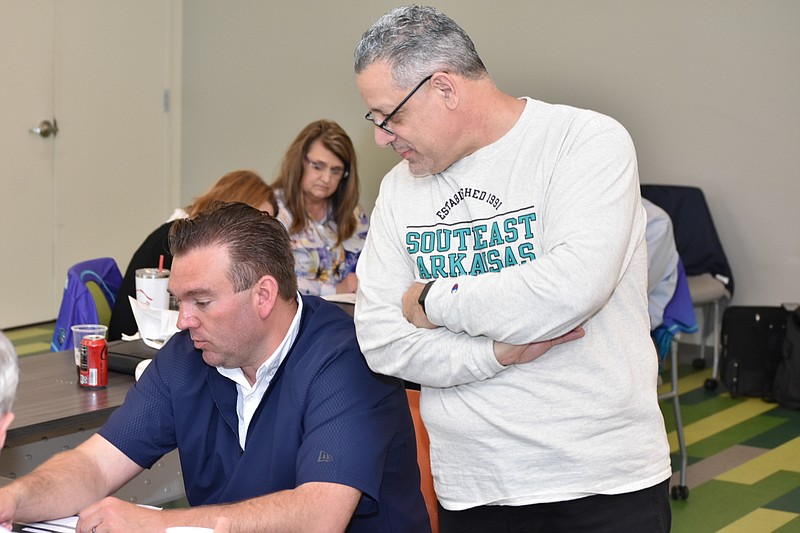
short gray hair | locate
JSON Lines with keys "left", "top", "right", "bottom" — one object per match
{"left": 354, "top": 5, "right": 487, "bottom": 88}
{"left": 0, "top": 332, "right": 19, "bottom": 415}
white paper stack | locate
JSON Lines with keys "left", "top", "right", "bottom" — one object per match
{"left": 127, "top": 296, "right": 180, "bottom": 349}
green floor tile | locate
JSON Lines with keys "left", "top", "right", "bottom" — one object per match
{"left": 745, "top": 411, "right": 800, "bottom": 449}
{"left": 672, "top": 472, "right": 800, "bottom": 532}
{"left": 15, "top": 342, "right": 52, "bottom": 357}
{"left": 687, "top": 415, "right": 786, "bottom": 458}
{"left": 5, "top": 321, "right": 55, "bottom": 357}
{"left": 774, "top": 515, "right": 800, "bottom": 533}
{"left": 659, "top": 385, "right": 738, "bottom": 429}
{"left": 766, "top": 485, "right": 800, "bottom": 514}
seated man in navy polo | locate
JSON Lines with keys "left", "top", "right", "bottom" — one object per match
{"left": 0, "top": 202, "right": 430, "bottom": 533}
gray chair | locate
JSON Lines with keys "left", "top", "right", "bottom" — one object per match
{"left": 644, "top": 202, "right": 696, "bottom": 500}
{"left": 687, "top": 273, "right": 730, "bottom": 388}
{"left": 641, "top": 185, "right": 734, "bottom": 390}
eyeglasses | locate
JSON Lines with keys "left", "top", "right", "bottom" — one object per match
{"left": 304, "top": 156, "right": 349, "bottom": 179}
{"left": 364, "top": 74, "right": 433, "bottom": 136}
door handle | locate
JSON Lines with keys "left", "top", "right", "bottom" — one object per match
{"left": 29, "top": 119, "right": 59, "bottom": 138}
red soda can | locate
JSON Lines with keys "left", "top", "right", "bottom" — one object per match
{"left": 80, "top": 334, "right": 108, "bottom": 389}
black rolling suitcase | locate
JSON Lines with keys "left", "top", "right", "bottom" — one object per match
{"left": 720, "top": 306, "right": 788, "bottom": 398}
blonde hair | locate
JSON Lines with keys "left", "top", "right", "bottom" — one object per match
{"left": 187, "top": 170, "right": 277, "bottom": 218}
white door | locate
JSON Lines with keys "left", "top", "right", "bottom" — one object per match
{"left": 0, "top": 1, "right": 178, "bottom": 328}
{"left": 0, "top": 0, "right": 56, "bottom": 328}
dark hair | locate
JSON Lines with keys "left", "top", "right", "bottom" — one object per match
{"left": 271, "top": 120, "right": 360, "bottom": 244}
{"left": 169, "top": 202, "right": 297, "bottom": 300}
{"left": 187, "top": 170, "right": 278, "bottom": 218}
{"left": 354, "top": 5, "right": 487, "bottom": 88}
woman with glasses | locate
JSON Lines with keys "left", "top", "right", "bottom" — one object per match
{"left": 272, "top": 120, "right": 369, "bottom": 296}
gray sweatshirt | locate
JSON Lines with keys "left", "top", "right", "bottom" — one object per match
{"left": 355, "top": 98, "right": 671, "bottom": 510}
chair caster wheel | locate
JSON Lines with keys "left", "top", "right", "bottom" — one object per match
{"left": 692, "top": 358, "right": 706, "bottom": 370}
{"left": 704, "top": 378, "right": 718, "bottom": 391}
{"left": 671, "top": 485, "right": 689, "bottom": 500}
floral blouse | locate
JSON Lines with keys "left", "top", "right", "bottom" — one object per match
{"left": 274, "top": 189, "right": 369, "bottom": 296}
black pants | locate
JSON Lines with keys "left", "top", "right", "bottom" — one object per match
{"left": 438, "top": 479, "right": 671, "bottom": 533}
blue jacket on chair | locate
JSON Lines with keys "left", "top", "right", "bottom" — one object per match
{"left": 652, "top": 260, "right": 698, "bottom": 360}
{"left": 51, "top": 257, "right": 123, "bottom": 352}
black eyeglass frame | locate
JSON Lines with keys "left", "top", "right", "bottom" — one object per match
{"left": 364, "top": 74, "right": 433, "bottom": 136}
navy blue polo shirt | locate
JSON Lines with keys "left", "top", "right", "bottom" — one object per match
{"left": 99, "top": 296, "right": 430, "bottom": 532}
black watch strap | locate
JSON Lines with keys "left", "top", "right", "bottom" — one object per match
{"left": 418, "top": 280, "right": 435, "bottom": 314}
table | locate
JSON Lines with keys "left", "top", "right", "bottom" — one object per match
{"left": 0, "top": 350, "right": 184, "bottom": 505}
{"left": 7, "top": 350, "right": 133, "bottom": 447}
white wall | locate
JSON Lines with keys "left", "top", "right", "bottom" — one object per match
{"left": 181, "top": 0, "right": 800, "bottom": 306}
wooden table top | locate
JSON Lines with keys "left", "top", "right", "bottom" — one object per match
{"left": 7, "top": 350, "right": 134, "bottom": 447}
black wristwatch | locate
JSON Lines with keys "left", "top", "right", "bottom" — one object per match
{"left": 418, "top": 280, "right": 435, "bottom": 314}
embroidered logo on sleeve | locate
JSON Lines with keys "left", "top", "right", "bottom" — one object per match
{"left": 318, "top": 450, "right": 334, "bottom": 463}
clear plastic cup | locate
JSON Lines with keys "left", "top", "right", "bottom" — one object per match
{"left": 71, "top": 324, "right": 108, "bottom": 378}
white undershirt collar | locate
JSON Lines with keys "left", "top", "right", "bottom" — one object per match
{"left": 216, "top": 293, "right": 303, "bottom": 449}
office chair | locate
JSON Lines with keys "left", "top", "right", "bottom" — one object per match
{"left": 641, "top": 185, "right": 734, "bottom": 390}
{"left": 406, "top": 389, "right": 439, "bottom": 533}
{"left": 50, "top": 257, "right": 123, "bottom": 352}
{"left": 652, "top": 260, "right": 696, "bottom": 500}
{"left": 644, "top": 200, "right": 695, "bottom": 500}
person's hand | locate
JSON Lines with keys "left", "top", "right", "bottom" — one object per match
{"left": 77, "top": 496, "right": 164, "bottom": 533}
{"left": 494, "top": 326, "right": 585, "bottom": 366}
{"left": 401, "top": 282, "right": 436, "bottom": 329}
{"left": 0, "top": 487, "right": 18, "bottom": 531}
{"left": 335, "top": 272, "right": 359, "bottom": 294}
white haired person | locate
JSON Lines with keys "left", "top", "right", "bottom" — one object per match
{"left": 0, "top": 332, "right": 19, "bottom": 532}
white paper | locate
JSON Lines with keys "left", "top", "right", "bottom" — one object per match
{"left": 16, "top": 515, "right": 77, "bottom": 532}
{"left": 129, "top": 296, "right": 180, "bottom": 349}
{"left": 15, "top": 505, "right": 160, "bottom": 532}
{"left": 321, "top": 293, "right": 356, "bottom": 305}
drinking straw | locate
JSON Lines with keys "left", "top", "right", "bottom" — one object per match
{"left": 158, "top": 254, "right": 164, "bottom": 272}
